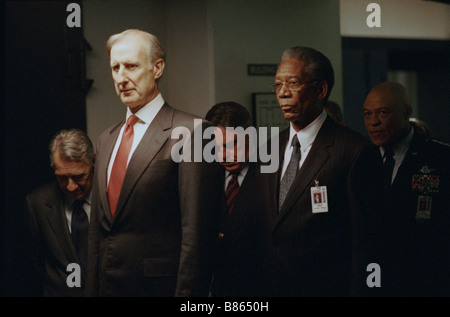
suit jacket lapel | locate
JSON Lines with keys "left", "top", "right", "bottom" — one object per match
{"left": 113, "top": 104, "right": 173, "bottom": 218}
{"left": 44, "top": 184, "right": 79, "bottom": 262}
{"left": 98, "top": 120, "right": 124, "bottom": 223}
{"left": 276, "top": 117, "right": 334, "bottom": 223}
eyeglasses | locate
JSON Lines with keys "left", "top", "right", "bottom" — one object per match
{"left": 270, "top": 80, "right": 320, "bottom": 93}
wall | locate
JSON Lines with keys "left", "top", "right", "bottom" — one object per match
{"left": 340, "top": 0, "right": 450, "bottom": 40}
{"left": 211, "top": 0, "right": 342, "bottom": 120}
{"left": 164, "top": 0, "right": 216, "bottom": 118}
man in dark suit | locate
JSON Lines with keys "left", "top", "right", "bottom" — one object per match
{"left": 205, "top": 101, "right": 266, "bottom": 297}
{"left": 262, "top": 46, "right": 383, "bottom": 296}
{"left": 86, "top": 29, "right": 222, "bottom": 297}
{"left": 26, "top": 129, "right": 94, "bottom": 296}
{"left": 363, "top": 81, "right": 450, "bottom": 296}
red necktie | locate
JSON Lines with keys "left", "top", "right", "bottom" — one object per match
{"left": 225, "top": 173, "right": 240, "bottom": 214}
{"left": 108, "top": 115, "right": 139, "bottom": 217}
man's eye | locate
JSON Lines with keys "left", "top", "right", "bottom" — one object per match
{"left": 289, "top": 82, "right": 300, "bottom": 88}
{"left": 72, "top": 174, "right": 85, "bottom": 182}
{"left": 56, "top": 175, "right": 68, "bottom": 182}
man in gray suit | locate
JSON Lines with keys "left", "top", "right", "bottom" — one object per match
{"left": 26, "top": 129, "right": 94, "bottom": 296}
{"left": 262, "top": 46, "right": 383, "bottom": 296}
{"left": 86, "top": 29, "right": 222, "bottom": 297}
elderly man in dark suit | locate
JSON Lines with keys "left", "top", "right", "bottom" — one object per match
{"left": 363, "top": 81, "right": 450, "bottom": 296}
{"left": 86, "top": 29, "right": 222, "bottom": 297}
{"left": 262, "top": 46, "right": 383, "bottom": 297}
{"left": 26, "top": 129, "right": 94, "bottom": 296}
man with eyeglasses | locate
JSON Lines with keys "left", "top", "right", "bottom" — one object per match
{"left": 261, "top": 46, "right": 383, "bottom": 296}
{"left": 25, "top": 129, "right": 94, "bottom": 296}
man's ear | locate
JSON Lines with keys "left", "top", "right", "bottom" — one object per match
{"left": 317, "top": 80, "right": 328, "bottom": 101}
{"left": 153, "top": 59, "right": 165, "bottom": 80}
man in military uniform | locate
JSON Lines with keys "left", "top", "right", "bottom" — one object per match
{"left": 363, "top": 81, "right": 450, "bottom": 296}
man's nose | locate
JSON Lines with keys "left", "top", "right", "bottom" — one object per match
{"left": 369, "top": 113, "right": 381, "bottom": 126}
{"left": 278, "top": 83, "right": 292, "bottom": 97}
{"left": 115, "top": 66, "right": 128, "bottom": 85}
{"left": 66, "top": 177, "right": 79, "bottom": 192}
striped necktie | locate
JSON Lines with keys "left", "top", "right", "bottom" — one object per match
{"left": 225, "top": 172, "right": 240, "bottom": 214}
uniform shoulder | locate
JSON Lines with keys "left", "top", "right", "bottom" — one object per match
{"left": 429, "top": 138, "right": 450, "bottom": 149}
{"left": 424, "top": 138, "right": 450, "bottom": 158}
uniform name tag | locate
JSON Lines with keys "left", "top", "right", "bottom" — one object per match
{"left": 311, "top": 185, "right": 329, "bottom": 213}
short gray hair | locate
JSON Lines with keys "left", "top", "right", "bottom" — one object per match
{"left": 106, "top": 29, "right": 165, "bottom": 69}
{"left": 49, "top": 129, "right": 94, "bottom": 168}
{"left": 281, "top": 46, "right": 334, "bottom": 101}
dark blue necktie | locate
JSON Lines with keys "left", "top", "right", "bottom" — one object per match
{"left": 71, "top": 199, "right": 89, "bottom": 270}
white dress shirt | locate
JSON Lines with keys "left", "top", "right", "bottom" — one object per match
{"left": 280, "top": 111, "right": 327, "bottom": 179}
{"left": 380, "top": 127, "right": 414, "bottom": 184}
{"left": 224, "top": 164, "right": 249, "bottom": 191}
{"left": 107, "top": 94, "right": 165, "bottom": 185}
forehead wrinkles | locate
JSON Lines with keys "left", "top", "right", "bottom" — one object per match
{"left": 276, "top": 59, "right": 309, "bottom": 79}
{"left": 54, "top": 161, "right": 89, "bottom": 175}
{"left": 110, "top": 40, "right": 149, "bottom": 66}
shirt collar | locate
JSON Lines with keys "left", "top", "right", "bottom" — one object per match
{"left": 288, "top": 110, "right": 327, "bottom": 151}
{"left": 225, "top": 164, "right": 249, "bottom": 179}
{"left": 380, "top": 127, "right": 414, "bottom": 159}
{"left": 125, "top": 93, "right": 165, "bottom": 124}
{"left": 64, "top": 191, "right": 92, "bottom": 208}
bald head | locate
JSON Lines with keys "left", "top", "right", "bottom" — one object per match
{"left": 370, "top": 81, "right": 411, "bottom": 106}
{"left": 363, "top": 81, "right": 412, "bottom": 147}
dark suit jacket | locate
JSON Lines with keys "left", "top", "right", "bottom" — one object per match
{"left": 211, "top": 162, "right": 267, "bottom": 297}
{"left": 25, "top": 182, "right": 86, "bottom": 297}
{"left": 86, "top": 103, "right": 223, "bottom": 297}
{"left": 378, "top": 127, "right": 450, "bottom": 296}
{"left": 262, "top": 116, "right": 383, "bottom": 297}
